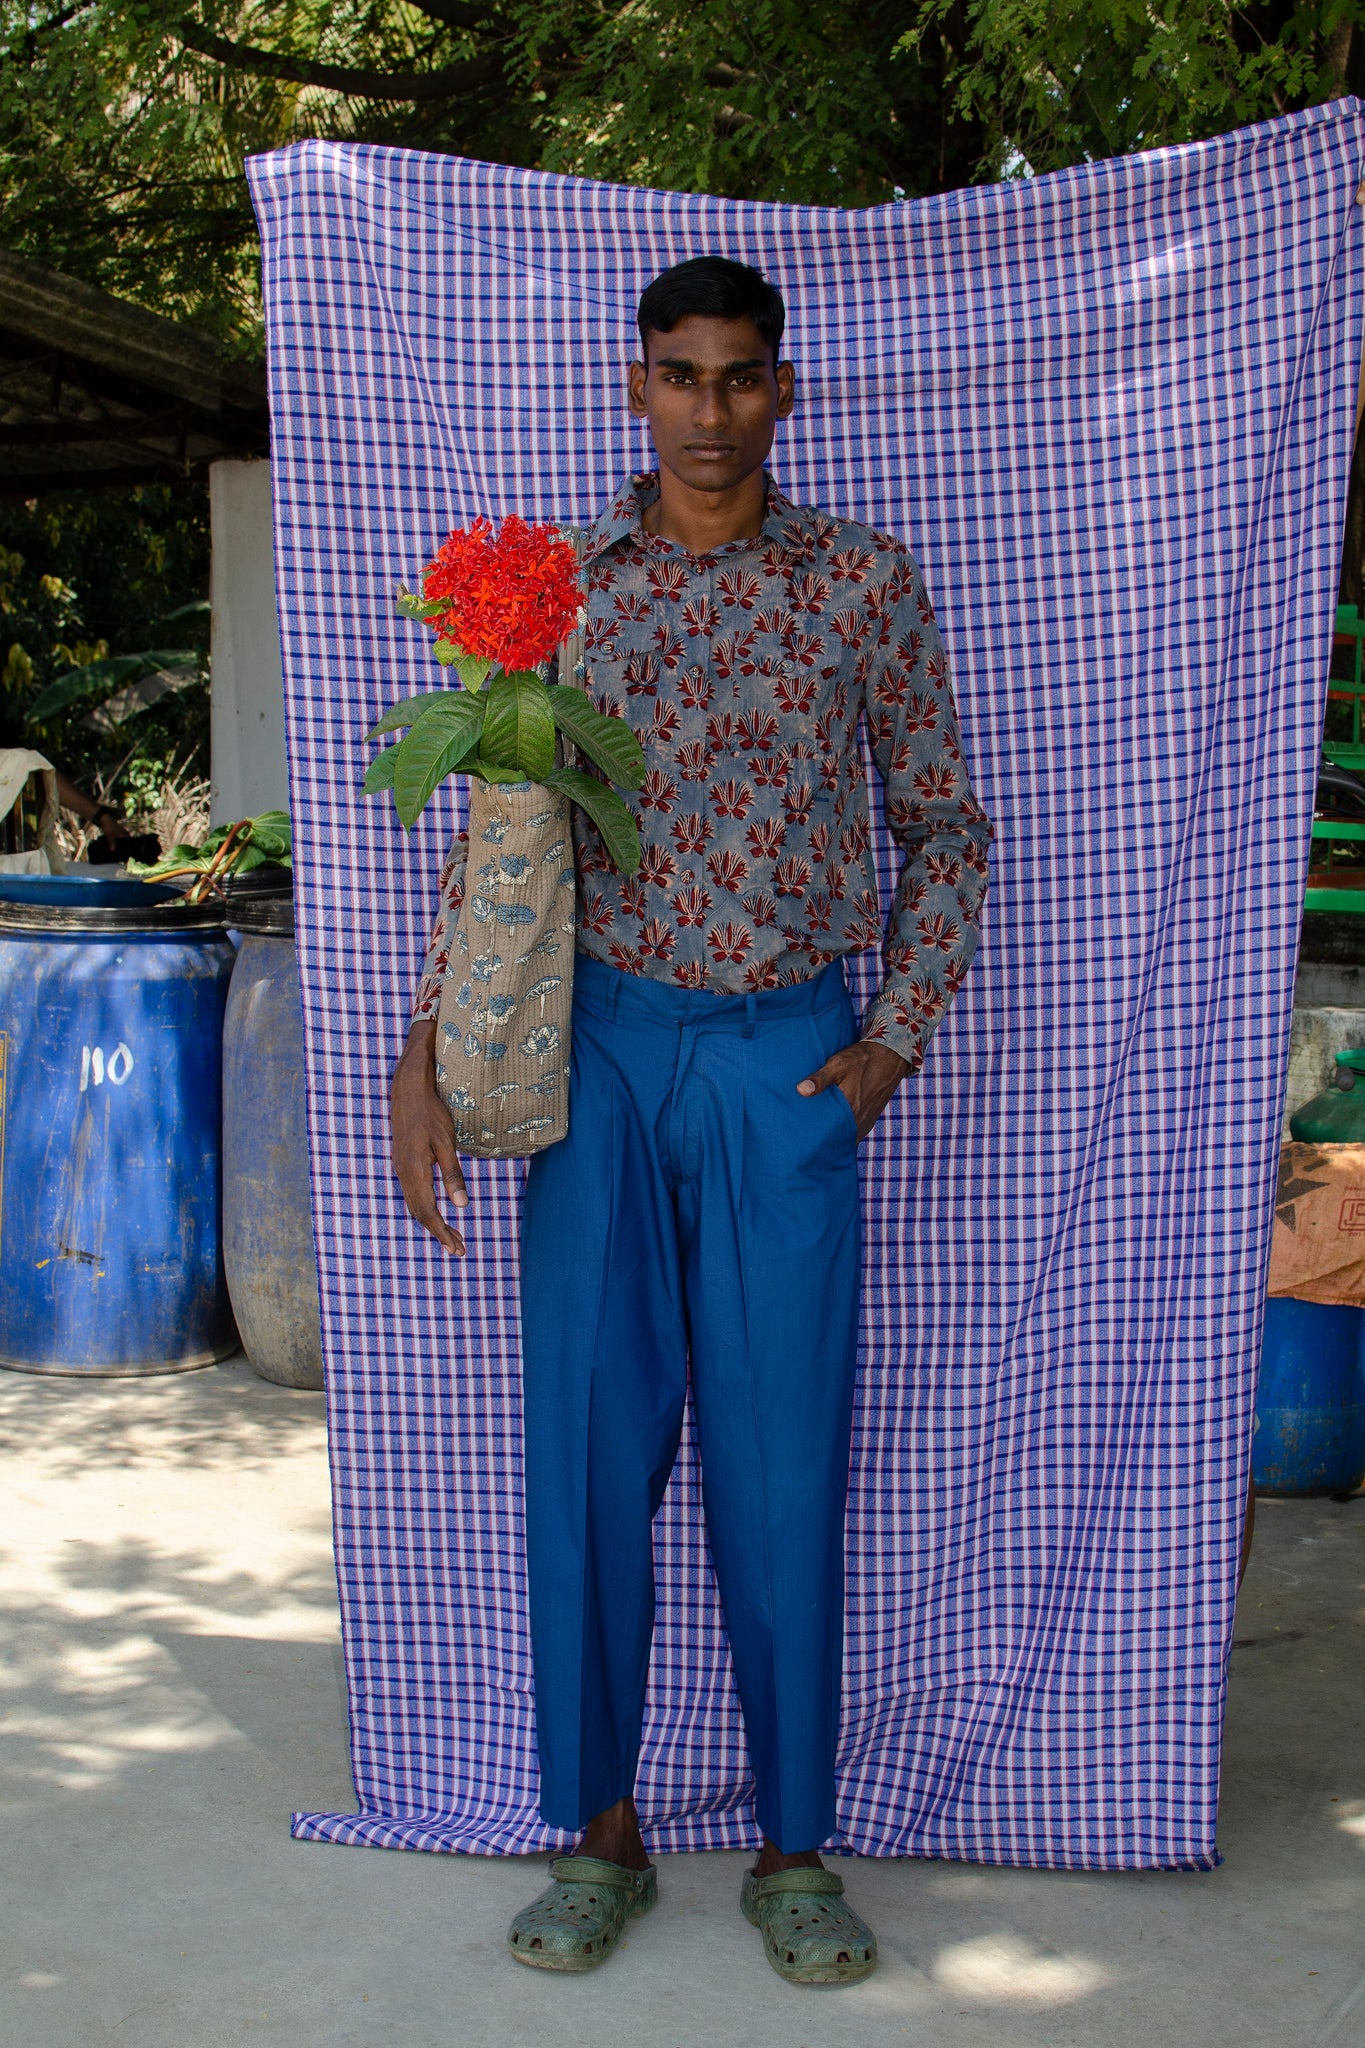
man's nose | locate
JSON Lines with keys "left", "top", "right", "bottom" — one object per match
{"left": 692, "top": 378, "right": 730, "bottom": 430}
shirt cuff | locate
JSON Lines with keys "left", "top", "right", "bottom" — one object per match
{"left": 859, "top": 988, "right": 927, "bottom": 1074}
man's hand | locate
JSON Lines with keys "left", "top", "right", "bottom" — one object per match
{"left": 97, "top": 806, "right": 133, "bottom": 843}
{"left": 392, "top": 1021, "right": 468, "bottom": 1256}
{"left": 797, "top": 1039, "right": 911, "bottom": 1142}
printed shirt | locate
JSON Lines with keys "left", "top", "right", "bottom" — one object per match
{"left": 412, "top": 473, "right": 993, "bottom": 1072}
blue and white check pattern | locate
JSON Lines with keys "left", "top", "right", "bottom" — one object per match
{"left": 250, "top": 103, "right": 1365, "bottom": 1869}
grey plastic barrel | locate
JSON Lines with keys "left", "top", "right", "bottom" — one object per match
{"left": 221, "top": 877, "right": 324, "bottom": 1389}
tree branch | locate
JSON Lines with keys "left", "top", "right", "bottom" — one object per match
{"left": 16, "top": 0, "right": 98, "bottom": 56}
{"left": 178, "top": 21, "right": 498, "bottom": 101}
{"left": 405, "top": 0, "right": 494, "bottom": 26}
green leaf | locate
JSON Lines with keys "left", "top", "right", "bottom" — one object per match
{"left": 454, "top": 653, "right": 494, "bottom": 690}
{"left": 246, "top": 810, "right": 291, "bottom": 861}
{"left": 126, "top": 844, "right": 212, "bottom": 877}
{"left": 392, "top": 692, "right": 486, "bottom": 828}
{"left": 365, "top": 688, "right": 453, "bottom": 741}
{"left": 544, "top": 766, "right": 641, "bottom": 875}
{"left": 26, "top": 648, "right": 197, "bottom": 723}
{"left": 546, "top": 686, "right": 646, "bottom": 789}
{"left": 363, "top": 744, "right": 401, "bottom": 794}
{"left": 125, "top": 809, "right": 291, "bottom": 880}
{"left": 433, "top": 640, "right": 461, "bottom": 667}
{"left": 463, "top": 757, "right": 533, "bottom": 785}
{"left": 395, "top": 585, "right": 445, "bottom": 621}
{"left": 152, "top": 598, "right": 211, "bottom": 628}
{"left": 481, "top": 672, "right": 556, "bottom": 781}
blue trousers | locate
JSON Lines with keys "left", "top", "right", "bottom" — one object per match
{"left": 520, "top": 954, "right": 863, "bottom": 1851}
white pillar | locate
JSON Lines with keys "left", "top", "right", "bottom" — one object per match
{"left": 209, "top": 459, "right": 288, "bottom": 824}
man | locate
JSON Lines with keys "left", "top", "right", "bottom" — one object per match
{"left": 392, "top": 257, "right": 992, "bottom": 1984}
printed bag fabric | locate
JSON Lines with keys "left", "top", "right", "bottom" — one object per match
{"left": 434, "top": 778, "right": 575, "bottom": 1158}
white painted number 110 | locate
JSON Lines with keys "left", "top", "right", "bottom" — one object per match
{"left": 79, "top": 1043, "right": 134, "bottom": 1091}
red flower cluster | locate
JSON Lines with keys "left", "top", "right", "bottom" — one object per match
{"left": 422, "top": 514, "right": 582, "bottom": 674}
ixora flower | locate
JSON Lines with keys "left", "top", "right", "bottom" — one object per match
{"left": 423, "top": 515, "right": 583, "bottom": 673}
{"left": 363, "top": 514, "right": 645, "bottom": 875}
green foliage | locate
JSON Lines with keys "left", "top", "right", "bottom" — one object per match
{"left": 0, "top": 486, "right": 210, "bottom": 810}
{"left": 895, "top": 0, "right": 1365, "bottom": 179}
{"left": 128, "top": 807, "right": 292, "bottom": 879}
{"left": 6, "top": 1, "right": 1361, "bottom": 359}
{"left": 545, "top": 684, "right": 648, "bottom": 789}
{"left": 481, "top": 671, "right": 556, "bottom": 782}
{"left": 515, "top": 1, "right": 934, "bottom": 205}
{"left": 543, "top": 763, "right": 642, "bottom": 876}
{"left": 365, "top": 687, "right": 452, "bottom": 740}
{"left": 27, "top": 648, "right": 199, "bottom": 723}
{"left": 362, "top": 743, "right": 402, "bottom": 793}
{"left": 460, "top": 753, "right": 539, "bottom": 784}
{"left": 390, "top": 689, "right": 487, "bottom": 825}
{"left": 368, "top": 662, "right": 645, "bottom": 869}
{"left": 453, "top": 652, "right": 495, "bottom": 690}
{"left": 3, "top": 1, "right": 1360, "bottom": 844}
{"left": 0, "top": 1, "right": 543, "bottom": 349}
{"left": 374, "top": 577, "right": 645, "bottom": 863}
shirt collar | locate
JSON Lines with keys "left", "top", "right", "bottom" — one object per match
{"left": 583, "top": 471, "right": 817, "bottom": 563}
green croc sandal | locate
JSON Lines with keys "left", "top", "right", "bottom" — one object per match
{"left": 741, "top": 1866, "right": 877, "bottom": 1985}
{"left": 507, "top": 1855, "right": 657, "bottom": 1972}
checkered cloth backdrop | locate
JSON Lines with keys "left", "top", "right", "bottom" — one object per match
{"left": 249, "top": 103, "right": 1365, "bottom": 1870}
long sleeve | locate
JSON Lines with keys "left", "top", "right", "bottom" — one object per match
{"left": 410, "top": 829, "right": 469, "bottom": 1023}
{"left": 859, "top": 554, "right": 993, "bottom": 1072}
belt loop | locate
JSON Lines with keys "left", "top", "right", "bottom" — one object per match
{"left": 744, "top": 993, "right": 757, "bottom": 1040}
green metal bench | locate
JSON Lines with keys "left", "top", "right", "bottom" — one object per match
{"left": 1308, "top": 604, "right": 1365, "bottom": 914}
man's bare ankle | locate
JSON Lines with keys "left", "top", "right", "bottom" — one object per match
{"left": 754, "top": 1838, "right": 824, "bottom": 1878}
{"left": 576, "top": 1797, "right": 650, "bottom": 1871}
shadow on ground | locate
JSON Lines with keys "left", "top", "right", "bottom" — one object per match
{"left": 0, "top": 1350, "right": 323, "bottom": 1477}
{"left": 0, "top": 1361, "right": 1360, "bottom": 2048}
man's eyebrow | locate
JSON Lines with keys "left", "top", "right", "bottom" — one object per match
{"left": 654, "top": 355, "right": 768, "bottom": 373}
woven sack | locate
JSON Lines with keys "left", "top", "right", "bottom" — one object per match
{"left": 434, "top": 777, "right": 576, "bottom": 1158}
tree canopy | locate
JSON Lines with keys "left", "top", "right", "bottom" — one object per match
{"left": 1, "top": 1, "right": 1362, "bottom": 814}
{"left": 1, "top": 1, "right": 1362, "bottom": 350}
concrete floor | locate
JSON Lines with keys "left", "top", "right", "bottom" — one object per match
{"left": 0, "top": 1355, "right": 1361, "bottom": 2048}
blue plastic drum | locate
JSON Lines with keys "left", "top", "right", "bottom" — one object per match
{"left": 0, "top": 878, "right": 238, "bottom": 1374}
{"left": 1254, "top": 1296, "right": 1365, "bottom": 1496}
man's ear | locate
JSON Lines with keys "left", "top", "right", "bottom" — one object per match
{"left": 627, "top": 359, "right": 649, "bottom": 418}
{"left": 775, "top": 360, "right": 796, "bottom": 420}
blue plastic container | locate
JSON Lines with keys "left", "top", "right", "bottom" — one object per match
{"left": 1253, "top": 1297, "right": 1365, "bottom": 1495}
{"left": 0, "top": 883, "right": 238, "bottom": 1374}
{"left": 0, "top": 874, "right": 182, "bottom": 911}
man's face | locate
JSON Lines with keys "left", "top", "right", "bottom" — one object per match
{"left": 627, "top": 314, "right": 796, "bottom": 496}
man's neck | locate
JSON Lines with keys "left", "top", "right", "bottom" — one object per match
{"left": 641, "top": 466, "right": 769, "bottom": 554}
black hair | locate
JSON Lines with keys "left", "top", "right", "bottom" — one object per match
{"left": 636, "top": 256, "right": 786, "bottom": 363}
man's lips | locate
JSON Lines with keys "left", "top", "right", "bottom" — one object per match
{"left": 684, "top": 442, "right": 737, "bottom": 458}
